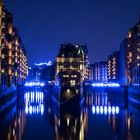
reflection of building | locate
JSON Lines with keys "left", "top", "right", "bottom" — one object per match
{"left": 0, "top": 94, "right": 26, "bottom": 140}
{"left": 127, "top": 104, "right": 140, "bottom": 140}
{"left": 24, "top": 90, "right": 44, "bottom": 115}
{"left": 107, "top": 51, "right": 120, "bottom": 83}
{"left": 0, "top": 1, "right": 28, "bottom": 89}
{"left": 55, "top": 43, "right": 89, "bottom": 84}
{"left": 54, "top": 107, "right": 88, "bottom": 140}
{"left": 90, "top": 61, "right": 107, "bottom": 82}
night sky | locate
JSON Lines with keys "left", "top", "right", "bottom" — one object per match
{"left": 5, "top": 0, "right": 140, "bottom": 66}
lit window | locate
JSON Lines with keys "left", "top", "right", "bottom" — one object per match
{"left": 80, "top": 64, "right": 83, "bottom": 70}
{"left": 2, "top": 69, "right": 5, "bottom": 73}
{"left": 8, "top": 44, "right": 12, "bottom": 49}
{"left": 128, "top": 32, "right": 132, "bottom": 38}
{"left": 129, "top": 58, "right": 132, "bottom": 63}
{"left": 8, "top": 69, "right": 12, "bottom": 75}
{"left": 129, "top": 52, "right": 132, "bottom": 57}
{"left": 8, "top": 52, "right": 12, "bottom": 57}
{"left": 8, "top": 58, "right": 12, "bottom": 64}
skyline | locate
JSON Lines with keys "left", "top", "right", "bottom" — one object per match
{"left": 5, "top": 0, "right": 140, "bottom": 66}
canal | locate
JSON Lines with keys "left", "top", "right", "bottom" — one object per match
{"left": 0, "top": 87, "right": 140, "bottom": 140}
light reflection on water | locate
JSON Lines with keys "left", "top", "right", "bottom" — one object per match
{"left": 0, "top": 88, "right": 140, "bottom": 140}
{"left": 92, "top": 105, "right": 119, "bottom": 115}
{"left": 24, "top": 91, "right": 44, "bottom": 115}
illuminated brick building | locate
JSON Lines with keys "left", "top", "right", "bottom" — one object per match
{"left": 107, "top": 51, "right": 120, "bottom": 83}
{"left": 0, "top": 1, "right": 28, "bottom": 90}
{"left": 120, "top": 17, "right": 140, "bottom": 87}
{"left": 89, "top": 61, "right": 107, "bottom": 82}
{"left": 55, "top": 43, "right": 89, "bottom": 84}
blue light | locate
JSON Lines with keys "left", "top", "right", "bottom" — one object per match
{"left": 41, "top": 104, "right": 44, "bottom": 115}
{"left": 96, "top": 106, "right": 100, "bottom": 114}
{"left": 100, "top": 106, "right": 103, "bottom": 114}
{"left": 104, "top": 106, "right": 107, "bottom": 115}
{"left": 92, "top": 105, "right": 120, "bottom": 115}
{"left": 116, "top": 106, "right": 119, "bottom": 114}
{"left": 25, "top": 106, "right": 28, "bottom": 114}
{"left": 92, "top": 82, "right": 120, "bottom": 87}
{"left": 24, "top": 91, "right": 45, "bottom": 115}
{"left": 25, "top": 82, "right": 45, "bottom": 87}
{"left": 92, "top": 106, "right": 96, "bottom": 114}
{"left": 29, "top": 106, "right": 33, "bottom": 115}
{"left": 35, "top": 61, "right": 52, "bottom": 66}
{"left": 112, "top": 106, "right": 115, "bottom": 115}
{"left": 108, "top": 106, "right": 111, "bottom": 114}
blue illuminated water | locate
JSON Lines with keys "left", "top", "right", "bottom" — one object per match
{"left": 0, "top": 88, "right": 140, "bottom": 140}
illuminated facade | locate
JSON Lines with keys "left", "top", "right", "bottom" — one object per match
{"left": 107, "top": 51, "right": 120, "bottom": 83}
{"left": 92, "top": 61, "right": 107, "bottom": 82}
{"left": 89, "top": 64, "right": 94, "bottom": 82}
{"left": 0, "top": 1, "right": 28, "bottom": 90}
{"left": 120, "top": 39, "right": 128, "bottom": 85}
{"left": 55, "top": 43, "right": 88, "bottom": 84}
{"left": 120, "top": 18, "right": 140, "bottom": 87}
{"left": 80, "top": 44, "right": 89, "bottom": 81}
{"left": 127, "top": 18, "right": 140, "bottom": 107}
{"left": 129, "top": 22, "right": 140, "bottom": 87}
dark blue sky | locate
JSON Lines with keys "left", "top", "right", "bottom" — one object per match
{"left": 5, "top": 0, "right": 140, "bottom": 66}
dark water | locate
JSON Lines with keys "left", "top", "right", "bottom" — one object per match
{"left": 0, "top": 88, "right": 140, "bottom": 140}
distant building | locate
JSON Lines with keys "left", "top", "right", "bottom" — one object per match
{"left": 55, "top": 43, "right": 89, "bottom": 84}
{"left": 27, "top": 67, "right": 43, "bottom": 82}
{"left": 107, "top": 51, "right": 120, "bottom": 83}
{"left": 89, "top": 64, "right": 94, "bottom": 82}
{"left": 0, "top": 1, "right": 28, "bottom": 90}
{"left": 27, "top": 62, "right": 55, "bottom": 84}
{"left": 89, "top": 61, "right": 107, "bottom": 82}
{"left": 80, "top": 44, "right": 89, "bottom": 81}
{"left": 93, "top": 63, "right": 98, "bottom": 82}
{"left": 99, "top": 61, "right": 108, "bottom": 82}
{"left": 41, "top": 62, "right": 55, "bottom": 84}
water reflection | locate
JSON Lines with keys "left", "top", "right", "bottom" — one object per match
{"left": 53, "top": 106, "right": 88, "bottom": 140}
{"left": 0, "top": 88, "right": 140, "bottom": 140}
{"left": 92, "top": 106, "right": 119, "bottom": 115}
{"left": 24, "top": 90, "right": 44, "bottom": 115}
{"left": 0, "top": 95, "right": 25, "bottom": 140}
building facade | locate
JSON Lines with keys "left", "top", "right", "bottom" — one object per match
{"left": 80, "top": 44, "right": 89, "bottom": 81}
{"left": 90, "top": 61, "right": 107, "bottom": 82}
{"left": 120, "top": 39, "right": 128, "bottom": 85}
{"left": 120, "top": 18, "right": 140, "bottom": 87}
{"left": 55, "top": 43, "right": 88, "bottom": 84}
{"left": 0, "top": 1, "right": 28, "bottom": 91}
{"left": 89, "top": 64, "right": 94, "bottom": 82}
{"left": 107, "top": 51, "right": 120, "bottom": 83}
